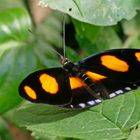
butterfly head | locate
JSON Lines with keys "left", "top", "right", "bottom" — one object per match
{"left": 60, "top": 57, "right": 70, "bottom": 65}
{"left": 60, "top": 57, "right": 76, "bottom": 72}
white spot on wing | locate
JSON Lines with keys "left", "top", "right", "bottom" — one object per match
{"left": 109, "top": 93, "right": 116, "bottom": 98}
{"left": 87, "top": 100, "right": 95, "bottom": 105}
{"left": 70, "top": 105, "right": 74, "bottom": 108}
{"left": 125, "top": 87, "right": 131, "bottom": 91}
{"left": 95, "top": 99, "right": 102, "bottom": 103}
{"left": 115, "top": 90, "right": 123, "bottom": 95}
{"left": 79, "top": 103, "right": 86, "bottom": 108}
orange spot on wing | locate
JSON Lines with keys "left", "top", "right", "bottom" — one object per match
{"left": 135, "top": 52, "right": 140, "bottom": 62}
{"left": 86, "top": 71, "right": 106, "bottom": 81}
{"left": 101, "top": 55, "right": 129, "bottom": 72}
{"left": 39, "top": 74, "right": 58, "bottom": 94}
{"left": 70, "top": 77, "right": 85, "bottom": 89}
{"left": 24, "top": 85, "right": 37, "bottom": 100}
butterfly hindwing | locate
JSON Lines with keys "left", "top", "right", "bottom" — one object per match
{"left": 19, "top": 68, "right": 72, "bottom": 105}
{"left": 63, "top": 76, "right": 102, "bottom": 108}
{"left": 64, "top": 74, "right": 138, "bottom": 109}
{"left": 78, "top": 49, "right": 140, "bottom": 82}
{"left": 95, "top": 78, "right": 138, "bottom": 99}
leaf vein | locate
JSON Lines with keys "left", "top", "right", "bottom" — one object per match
{"left": 115, "top": 95, "right": 125, "bottom": 124}
{"left": 121, "top": 95, "right": 136, "bottom": 128}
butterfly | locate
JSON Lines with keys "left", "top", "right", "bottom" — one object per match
{"left": 18, "top": 48, "right": 140, "bottom": 109}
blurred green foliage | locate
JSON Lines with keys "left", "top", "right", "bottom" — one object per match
{"left": 0, "top": 0, "right": 140, "bottom": 140}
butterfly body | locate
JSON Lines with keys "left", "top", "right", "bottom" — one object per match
{"left": 19, "top": 48, "right": 140, "bottom": 109}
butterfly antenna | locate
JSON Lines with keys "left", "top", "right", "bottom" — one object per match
{"left": 53, "top": 48, "right": 64, "bottom": 60}
{"left": 48, "top": 17, "right": 66, "bottom": 61}
{"left": 62, "top": 16, "right": 66, "bottom": 58}
{"left": 28, "top": 29, "right": 64, "bottom": 59}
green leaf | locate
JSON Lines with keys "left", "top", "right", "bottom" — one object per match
{"left": 73, "top": 20, "right": 122, "bottom": 56}
{"left": 128, "top": 125, "right": 140, "bottom": 140}
{"left": 14, "top": 88, "right": 140, "bottom": 140}
{"left": 122, "top": 12, "right": 140, "bottom": 49}
{"left": 96, "top": 27, "right": 123, "bottom": 49}
{"left": 0, "top": 8, "right": 64, "bottom": 114}
{"left": 0, "top": 8, "right": 35, "bottom": 114}
{"left": 0, "top": 0, "right": 23, "bottom": 11}
{"left": 36, "top": 11, "right": 63, "bottom": 49}
{"left": 0, "top": 117, "right": 13, "bottom": 140}
{"left": 65, "top": 47, "right": 80, "bottom": 62}
{"left": 73, "top": 19, "right": 101, "bottom": 44}
{"left": 39, "top": 0, "right": 140, "bottom": 26}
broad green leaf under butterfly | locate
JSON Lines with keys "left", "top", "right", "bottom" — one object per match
{"left": 14, "top": 89, "right": 140, "bottom": 140}
{"left": 128, "top": 124, "right": 140, "bottom": 140}
{"left": 39, "top": 0, "right": 140, "bottom": 26}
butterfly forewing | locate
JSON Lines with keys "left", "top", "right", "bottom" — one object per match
{"left": 19, "top": 68, "right": 72, "bottom": 105}
{"left": 76, "top": 49, "right": 140, "bottom": 103}
{"left": 78, "top": 49, "right": 140, "bottom": 82}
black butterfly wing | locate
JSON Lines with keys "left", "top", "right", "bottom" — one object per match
{"left": 76, "top": 49, "right": 140, "bottom": 101}
{"left": 19, "top": 49, "right": 140, "bottom": 109}
{"left": 63, "top": 76, "right": 137, "bottom": 109}
{"left": 19, "top": 68, "right": 72, "bottom": 105}
{"left": 62, "top": 76, "right": 102, "bottom": 108}
{"left": 19, "top": 68, "right": 102, "bottom": 109}
{"left": 78, "top": 48, "right": 140, "bottom": 82}
{"left": 96, "top": 78, "right": 138, "bottom": 99}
